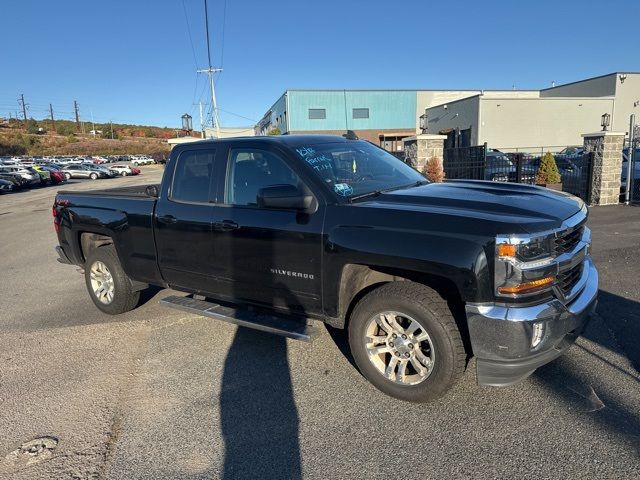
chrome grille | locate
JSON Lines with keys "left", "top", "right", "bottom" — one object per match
{"left": 557, "top": 263, "right": 584, "bottom": 297}
{"left": 555, "top": 226, "right": 584, "bottom": 255}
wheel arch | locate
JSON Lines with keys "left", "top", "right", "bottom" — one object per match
{"left": 79, "top": 232, "right": 113, "bottom": 263}
{"left": 337, "top": 264, "right": 472, "bottom": 357}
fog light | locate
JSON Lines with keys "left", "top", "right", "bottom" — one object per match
{"left": 532, "top": 322, "right": 545, "bottom": 348}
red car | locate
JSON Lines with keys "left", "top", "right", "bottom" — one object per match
{"left": 131, "top": 166, "right": 141, "bottom": 175}
{"left": 49, "top": 170, "right": 66, "bottom": 184}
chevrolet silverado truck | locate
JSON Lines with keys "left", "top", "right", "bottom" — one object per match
{"left": 53, "top": 135, "right": 598, "bottom": 402}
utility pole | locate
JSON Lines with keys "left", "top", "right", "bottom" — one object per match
{"left": 49, "top": 103, "right": 56, "bottom": 133}
{"left": 74, "top": 100, "right": 81, "bottom": 132}
{"left": 196, "top": 0, "right": 222, "bottom": 138}
{"left": 18, "top": 94, "right": 27, "bottom": 125}
{"left": 91, "top": 110, "right": 95, "bottom": 136}
{"left": 110, "top": 120, "right": 114, "bottom": 139}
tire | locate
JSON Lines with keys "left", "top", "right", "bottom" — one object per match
{"left": 348, "top": 282, "right": 465, "bottom": 402}
{"left": 121, "top": 171, "right": 128, "bottom": 176}
{"left": 90, "top": 173, "right": 98, "bottom": 180}
{"left": 84, "top": 245, "right": 140, "bottom": 315}
{"left": 64, "top": 172, "right": 71, "bottom": 180}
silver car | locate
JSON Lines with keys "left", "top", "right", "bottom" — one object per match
{"left": 61, "top": 164, "right": 106, "bottom": 180}
{"left": 0, "top": 165, "right": 41, "bottom": 185}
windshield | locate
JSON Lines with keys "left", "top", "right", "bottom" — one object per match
{"left": 293, "top": 141, "right": 425, "bottom": 198}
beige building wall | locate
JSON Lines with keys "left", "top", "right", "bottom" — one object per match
{"left": 426, "top": 95, "right": 481, "bottom": 144}
{"left": 205, "top": 126, "right": 255, "bottom": 138}
{"left": 415, "top": 90, "right": 540, "bottom": 134}
{"left": 541, "top": 73, "right": 640, "bottom": 132}
{"left": 479, "top": 97, "right": 615, "bottom": 150}
{"left": 611, "top": 74, "right": 640, "bottom": 132}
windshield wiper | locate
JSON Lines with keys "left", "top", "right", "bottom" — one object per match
{"left": 348, "top": 180, "right": 428, "bottom": 203}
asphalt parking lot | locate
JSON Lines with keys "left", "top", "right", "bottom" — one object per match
{"left": 0, "top": 169, "right": 639, "bottom": 479}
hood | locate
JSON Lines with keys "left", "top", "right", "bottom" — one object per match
{"left": 360, "top": 180, "right": 584, "bottom": 234}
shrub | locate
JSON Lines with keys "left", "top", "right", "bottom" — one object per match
{"left": 26, "top": 119, "right": 39, "bottom": 134}
{"left": 422, "top": 156, "right": 445, "bottom": 183}
{"left": 268, "top": 127, "right": 281, "bottom": 136}
{"left": 536, "top": 152, "right": 561, "bottom": 184}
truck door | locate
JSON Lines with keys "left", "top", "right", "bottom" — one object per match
{"left": 155, "top": 147, "right": 223, "bottom": 293}
{"left": 210, "top": 143, "right": 324, "bottom": 315}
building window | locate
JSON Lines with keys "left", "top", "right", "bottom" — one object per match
{"left": 308, "top": 108, "right": 326, "bottom": 120}
{"left": 352, "top": 108, "right": 369, "bottom": 119}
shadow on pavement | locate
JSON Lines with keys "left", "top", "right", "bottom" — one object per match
{"left": 592, "top": 290, "right": 640, "bottom": 373}
{"left": 533, "top": 308, "right": 640, "bottom": 453}
{"left": 219, "top": 327, "right": 301, "bottom": 480}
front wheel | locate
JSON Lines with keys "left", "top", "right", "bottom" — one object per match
{"left": 64, "top": 172, "right": 71, "bottom": 180}
{"left": 348, "top": 282, "right": 465, "bottom": 402}
{"left": 90, "top": 173, "right": 98, "bottom": 180}
{"left": 121, "top": 171, "right": 128, "bottom": 176}
{"left": 84, "top": 245, "right": 140, "bottom": 314}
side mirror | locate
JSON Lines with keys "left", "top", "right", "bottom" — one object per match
{"left": 145, "top": 184, "right": 160, "bottom": 198}
{"left": 257, "top": 184, "right": 314, "bottom": 211}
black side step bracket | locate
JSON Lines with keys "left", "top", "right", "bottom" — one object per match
{"left": 159, "top": 295, "right": 317, "bottom": 342}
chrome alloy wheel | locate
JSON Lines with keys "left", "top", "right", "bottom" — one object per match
{"left": 89, "top": 261, "right": 115, "bottom": 304}
{"left": 364, "top": 312, "right": 435, "bottom": 385}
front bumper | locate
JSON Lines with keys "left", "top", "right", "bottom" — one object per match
{"left": 465, "top": 257, "right": 598, "bottom": 387}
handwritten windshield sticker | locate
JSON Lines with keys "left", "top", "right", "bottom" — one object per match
{"left": 334, "top": 183, "right": 353, "bottom": 197}
{"left": 296, "top": 147, "right": 316, "bottom": 158}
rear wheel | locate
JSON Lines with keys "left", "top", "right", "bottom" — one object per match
{"left": 64, "top": 172, "right": 71, "bottom": 180}
{"left": 84, "top": 245, "right": 140, "bottom": 315}
{"left": 121, "top": 171, "right": 128, "bottom": 176}
{"left": 90, "top": 172, "right": 98, "bottom": 180}
{"left": 348, "top": 282, "right": 465, "bottom": 402}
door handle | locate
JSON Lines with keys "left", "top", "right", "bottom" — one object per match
{"left": 158, "top": 214, "right": 177, "bottom": 225}
{"left": 214, "top": 220, "right": 239, "bottom": 232}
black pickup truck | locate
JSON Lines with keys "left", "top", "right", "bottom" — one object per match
{"left": 53, "top": 135, "right": 598, "bottom": 402}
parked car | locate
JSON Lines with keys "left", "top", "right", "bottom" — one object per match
{"left": 39, "top": 165, "right": 66, "bottom": 184}
{"left": 557, "top": 146, "right": 584, "bottom": 157}
{"left": 54, "top": 135, "right": 597, "bottom": 403}
{"left": 29, "top": 166, "right": 51, "bottom": 185}
{"left": 131, "top": 166, "right": 141, "bottom": 175}
{"left": 0, "top": 178, "right": 14, "bottom": 194}
{"left": 0, "top": 171, "right": 27, "bottom": 189}
{"left": 130, "top": 155, "right": 154, "bottom": 166}
{"left": 109, "top": 164, "right": 134, "bottom": 176}
{"left": 527, "top": 155, "right": 582, "bottom": 178}
{"left": 61, "top": 164, "right": 107, "bottom": 180}
{"left": 84, "top": 164, "right": 119, "bottom": 178}
{"left": 485, "top": 152, "right": 536, "bottom": 183}
{"left": 0, "top": 165, "right": 41, "bottom": 186}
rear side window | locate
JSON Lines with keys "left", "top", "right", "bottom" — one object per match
{"left": 171, "top": 150, "right": 215, "bottom": 203}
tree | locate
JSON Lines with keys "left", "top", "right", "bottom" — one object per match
{"left": 268, "top": 127, "right": 281, "bottom": 136}
{"left": 536, "top": 152, "right": 561, "bottom": 185}
{"left": 26, "top": 118, "right": 39, "bottom": 134}
{"left": 101, "top": 123, "right": 118, "bottom": 139}
{"left": 422, "top": 156, "right": 445, "bottom": 182}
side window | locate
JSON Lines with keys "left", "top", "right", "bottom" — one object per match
{"left": 226, "top": 148, "right": 299, "bottom": 206}
{"left": 170, "top": 150, "right": 215, "bottom": 203}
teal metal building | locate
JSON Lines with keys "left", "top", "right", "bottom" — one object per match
{"left": 256, "top": 90, "right": 418, "bottom": 150}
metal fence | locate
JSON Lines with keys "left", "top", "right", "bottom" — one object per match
{"left": 442, "top": 145, "right": 594, "bottom": 203}
{"left": 622, "top": 147, "right": 640, "bottom": 203}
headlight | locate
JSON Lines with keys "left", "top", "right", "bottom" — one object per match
{"left": 495, "top": 235, "right": 557, "bottom": 297}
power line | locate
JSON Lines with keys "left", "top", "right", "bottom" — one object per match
{"left": 220, "top": 0, "right": 227, "bottom": 67}
{"left": 180, "top": 0, "right": 199, "bottom": 69}
{"left": 217, "top": 108, "right": 257, "bottom": 123}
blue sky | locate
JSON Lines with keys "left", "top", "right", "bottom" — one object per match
{"left": 2, "top": 0, "right": 639, "bottom": 128}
